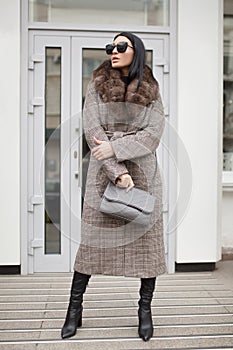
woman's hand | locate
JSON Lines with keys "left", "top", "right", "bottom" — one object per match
{"left": 92, "top": 137, "right": 115, "bottom": 160}
{"left": 116, "top": 174, "right": 134, "bottom": 192}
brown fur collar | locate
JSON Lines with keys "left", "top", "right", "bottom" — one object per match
{"left": 93, "top": 60, "right": 159, "bottom": 106}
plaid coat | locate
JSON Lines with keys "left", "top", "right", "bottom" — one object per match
{"left": 74, "top": 60, "right": 167, "bottom": 278}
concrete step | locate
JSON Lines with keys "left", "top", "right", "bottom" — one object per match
{"left": 1, "top": 294, "right": 233, "bottom": 304}
{"left": 1, "top": 323, "right": 233, "bottom": 341}
{"left": 2, "top": 297, "right": 232, "bottom": 310}
{"left": 0, "top": 305, "right": 233, "bottom": 320}
{"left": 0, "top": 273, "right": 215, "bottom": 281}
{"left": 2, "top": 279, "right": 219, "bottom": 289}
{"left": 2, "top": 313, "right": 233, "bottom": 330}
{"left": 1, "top": 335, "right": 233, "bottom": 350}
{"left": 1, "top": 289, "right": 232, "bottom": 300}
{"left": 0, "top": 271, "right": 233, "bottom": 349}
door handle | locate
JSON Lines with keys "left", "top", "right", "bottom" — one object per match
{"left": 74, "top": 150, "right": 79, "bottom": 178}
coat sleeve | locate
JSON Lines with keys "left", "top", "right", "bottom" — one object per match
{"left": 83, "top": 82, "right": 128, "bottom": 183}
{"left": 110, "top": 93, "right": 165, "bottom": 162}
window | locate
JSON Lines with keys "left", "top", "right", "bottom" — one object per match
{"left": 224, "top": 1, "right": 233, "bottom": 172}
{"left": 29, "top": 0, "right": 169, "bottom": 26}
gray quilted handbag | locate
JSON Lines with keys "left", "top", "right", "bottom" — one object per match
{"left": 99, "top": 182, "right": 155, "bottom": 226}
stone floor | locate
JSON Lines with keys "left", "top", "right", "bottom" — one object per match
{"left": 0, "top": 260, "right": 233, "bottom": 349}
{"left": 213, "top": 260, "right": 233, "bottom": 293}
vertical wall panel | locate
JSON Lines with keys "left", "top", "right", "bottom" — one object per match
{"left": 0, "top": 1, "right": 20, "bottom": 265}
{"left": 176, "top": 0, "right": 222, "bottom": 263}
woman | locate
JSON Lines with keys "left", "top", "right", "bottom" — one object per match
{"left": 61, "top": 32, "right": 166, "bottom": 342}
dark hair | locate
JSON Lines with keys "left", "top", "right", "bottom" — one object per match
{"left": 114, "top": 31, "right": 146, "bottom": 87}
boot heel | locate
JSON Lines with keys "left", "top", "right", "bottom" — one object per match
{"left": 77, "top": 317, "right": 82, "bottom": 327}
{"left": 138, "top": 308, "right": 153, "bottom": 341}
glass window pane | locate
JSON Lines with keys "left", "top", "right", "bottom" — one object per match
{"left": 45, "top": 47, "right": 61, "bottom": 254}
{"left": 224, "top": 16, "right": 233, "bottom": 171}
{"left": 29, "top": 0, "right": 169, "bottom": 26}
{"left": 82, "top": 49, "right": 106, "bottom": 198}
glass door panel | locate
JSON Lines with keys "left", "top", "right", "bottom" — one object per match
{"left": 45, "top": 47, "right": 61, "bottom": 254}
{"left": 82, "top": 49, "right": 106, "bottom": 198}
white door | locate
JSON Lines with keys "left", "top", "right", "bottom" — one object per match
{"left": 28, "top": 35, "right": 71, "bottom": 272}
{"left": 28, "top": 32, "right": 170, "bottom": 272}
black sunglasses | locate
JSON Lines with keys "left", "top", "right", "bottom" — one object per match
{"left": 105, "top": 41, "right": 134, "bottom": 55}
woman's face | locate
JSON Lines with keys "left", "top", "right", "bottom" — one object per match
{"left": 110, "top": 35, "right": 134, "bottom": 75}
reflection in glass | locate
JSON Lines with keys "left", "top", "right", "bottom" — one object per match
{"left": 224, "top": 17, "right": 233, "bottom": 171}
{"left": 81, "top": 49, "right": 153, "bottom": 195}
{"left": 45, "top": 47, "right": 61, "bottom": 254}
{"left": 29, "top": 0, "right": 169, "bottom": 26}
{"left": 82, "top": 50, "right": 106, "bottom": 199}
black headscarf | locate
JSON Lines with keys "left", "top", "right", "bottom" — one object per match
{"left": 114, "top": 32, "right": 146, "bottom": 88}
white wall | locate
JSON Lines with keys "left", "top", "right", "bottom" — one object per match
{"left": 176, "top": 0, "right": 222, "bottom": 263}
{"left": 0, "top": 1, "right": 20, "bottom": 265}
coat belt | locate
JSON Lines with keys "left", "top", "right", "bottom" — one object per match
{"left": 105, "top": 130, "right": 137, "bottom": 141}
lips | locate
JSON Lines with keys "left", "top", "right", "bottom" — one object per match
{"left": 112, "top": 57, "right": 119, "bottom": 63}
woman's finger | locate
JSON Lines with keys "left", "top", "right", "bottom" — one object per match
{"left": 116, "top": 178, "right": 128, "bottom": 188}
{"left": 94, "top": 137, "right": 103, "bottom": 145}
{"left": 115, "top": 174, "right": 134, "bottom": 190}
{"left": 126, "top": 180, "right": 134, "bottom": 192}
{"left": 92, "top": 143, "right": 114, "bottom": 160}
{"left": 92, "top": 146, "right": 98, "bottom": 155}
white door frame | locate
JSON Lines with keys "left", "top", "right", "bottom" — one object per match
{"left": 21, "top": 30, "right": 176, "bottom": 274}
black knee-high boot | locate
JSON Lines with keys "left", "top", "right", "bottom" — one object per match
{"left": 61, "top": 271, "right": 91, "bottom": 339}
{"left": 138, "top": 277, "right": 156, "bottom": 341}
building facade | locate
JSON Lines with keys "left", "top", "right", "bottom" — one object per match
{"left": 0, "top": 0, "right": 225, "bottom": 274}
